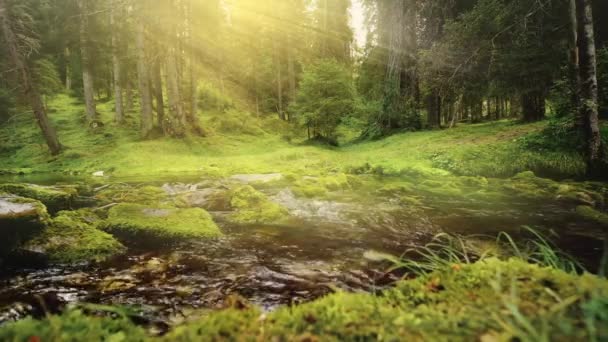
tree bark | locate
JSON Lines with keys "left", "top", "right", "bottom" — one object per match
{"left": 110, "top": 1, "right": 124, "bottom": 123}
{"left": 274, "top": 38, "right": 284, "bottom": 120}
{"left": 570, "top": 0, "right": 583, "bottom": 129}
{"left": 135, "top": 5, "right": 153, "bottom": 137}
{"left": 576, "top": 0, "right": 604, "bottom": 176}
{"left": 287, "top": 31, "right": 297, "bottom": 109}
{"left": 152, "top": 57, "right": 165, "bottom": 131}
{"left": 0, "top": 0, "right": 61, "bottom": 155}
{"left": 185, "top": 1, "right": 203, "bottom": 136}
{"left": 77, "top": 0, "right": 97, "bottom": 122}
{"left": 64, "top": 47, "right": 72, "bottom": 91}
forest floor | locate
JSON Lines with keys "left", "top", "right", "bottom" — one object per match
{"left": 0, "top": 94, "right": 586, "bottom": 180}
{"left": 2, "top": 95, "right": 608, "bottom": 341}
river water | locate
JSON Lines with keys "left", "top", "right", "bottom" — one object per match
{"left": 0, "top": 173, "right": 604, "bottom": 332}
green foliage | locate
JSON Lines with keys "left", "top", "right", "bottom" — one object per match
{"left": 293, "top": 60, "right": 356, "bottom": 141}
{"left": 197, "top": 82, "right": 234, "bottom": 112}
{"left": 32, "top": 58, "right": 63, "bottom": 97}
{"left": 99, "top": 203, "right": 222, "bottom": 243}
{"left": 0, "top": 86, "right": 15, "bottom": 123}
{"left": 0, "top": 308, "right": 147, "bottom": 342}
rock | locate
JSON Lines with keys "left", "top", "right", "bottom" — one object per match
{"left": 176, "top": 188, "right": 232, "bottom": 211}
{"left": 92, "top": 171, "right": 104, "bottom": 177}
{"left": 98, "top": 203, "right": 222, "bottom": 245}
{"left": 23, "top": 209, "right": 126, "bottom": 264}
{"left": 229, "top": 173, "right": 283, "bottom": 184}
{"left": 0, "top": 183, "right": 76, "bottom": 212}
{"left": 228, "top": 185, "right": 289, "bottom": 224}
{"left": 0, "top": 194, "right": 49, "bottom": 255}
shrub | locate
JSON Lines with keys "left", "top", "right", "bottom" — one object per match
{"left": 291, "top": 59, "right": 356, "bottom": 142}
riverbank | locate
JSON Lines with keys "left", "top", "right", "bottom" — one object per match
{"left": 0, "top": 95, "right": 589, "bottom": 179}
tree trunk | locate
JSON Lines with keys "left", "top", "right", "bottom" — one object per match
{"left": 274, "top": 38, "right": 284, "bottom": 120}
{"left": 135, "top": 7, "right": 153, "bottom": 137}
{"left": 110, "top": 1, "right": 124, "bottom": 123}
{"left": 0, "top": 0, "right": 62, "bottom": 155}
{"left": 64, "top": 47, "right": 72, "bottom": 91}
{"left": 576, "top": 0, "right": 604, "bottom": 176}
{"left": 77, "top": 0, "right": 96, "bottom": 122}
{"left": 166, "top": 26, "right": 185, "bottom": 137}
{"left": 287, "top": 31, "right": 297, "bottom": 109}
{"left": 570, "top": 0, "right": 583, "bottom": 129}
{"left": 185, "top": 2, "right": 203, "bottom": 136}
{"left": 152, "top": 57, "right": 165, "bottom": 131}
{"left": 521, "top": 90, "right": 546, "bottom": 122}
{"left": 427, "top": 90, "right": 440, "bottom": 129}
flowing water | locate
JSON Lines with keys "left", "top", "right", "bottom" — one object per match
{"left": 0, "top": 173, "right": 605, "bottom": 332}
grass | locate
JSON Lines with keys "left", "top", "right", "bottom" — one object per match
{"left": 0, "top": 94, "right": 589, "bottom": 179}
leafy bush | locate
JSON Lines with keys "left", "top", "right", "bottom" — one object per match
{"left": 292, "top": 59, "right": 356, "bottom": 142}
{"left": 197, "top": 82, "right": 234, "bottom": 112}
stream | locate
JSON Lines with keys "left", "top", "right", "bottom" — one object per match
{"left": 0, "top": 173, "right": 605, "bottom": 332}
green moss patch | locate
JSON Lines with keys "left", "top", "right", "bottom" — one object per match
{"left": 576, "top": 205, "right": 608, "bottom": 226}
{"left": 228, "top": 185, "right": 288, "bottom": 224}
{"left": 99, "top": 203, "right": 222, "bottom": 243}
{"left": 25, "top": 210, "right": 126, "bottom": 264}
{"left": 0, "top": 183, "right": 76, "bottom": 212}
{"left": 95, "top": 185, "right": 167, "bottom": 206}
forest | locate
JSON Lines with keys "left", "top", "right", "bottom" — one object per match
{"left": 1, "top": 0, "right": 608, "bottom": 340}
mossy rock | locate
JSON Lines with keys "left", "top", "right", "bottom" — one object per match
{"left": 99, "top": 203, "right": 222, "bottom": 244}
{"left": 377, "top": 182, "right": 416, "bottom": 196}
{"left": 457, "top": 176, "right": 489, "bottom": 188}
{"left": 228, "top": 185, "right": 288, "bottom": 224}
{"left": 24, "top": 209, "right": 126, "bottom": 264}
{"left": 319, "top": 173, "right": 350, "bottom": 191}
{"left": 95, "top": 185, "right": 167, "bottom": 206}
{"left": 0, "top": 183, "right": 76, "bottom": 212}
{"left": 576, "top": 205, "right": 608, "bottom": 226}
{"left": 0, "top": 194, "right": 49, "bottom": 256}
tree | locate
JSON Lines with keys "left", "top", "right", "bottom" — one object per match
{"left": 77, "top": 0, "right": 97, "bottom": 122}
{"left": 110, "top": 0, "right": 124, "bottom": 123}
{"left": 135, "top": 0, "right": 153, "bottom": 137}
{"left": 293, "top": 60, "right": 356, "bottom": 142}
{"left": 0, "top": 0, "right": 62, "bottom": 155}
{"left": 575, "top": 0, "right": 604, "bottom": 176}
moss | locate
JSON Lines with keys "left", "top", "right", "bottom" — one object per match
{"left": 377, "top": 182, "right": 416, "bottom": 195}
{"left": 99, "top": 203, "right": 222, "bottom": 243}
{"left": 163, "top": 258, "right": 608, "bottom": 341}
{"left": 0, "top": 183, "right": 76, "bottom": 212}
{"left": 228, "top": 185, "right": 289, "bottom": 224}
{"left": 292, "top": 183, "right": 328, "bottom": 198}
{"left": 457, "top": 176, "right": 489, "bottom": 188}
{"left": 25, "top": 209, "right": 126, "bottom": 264}
{"left": 2, "top": 259, "right": 607, "bottom": 341}
{"left": 0, "top": 309, "right": 148, "bottom": 342}
{"left": 95, "top": 185, "right": 167, "bottom": 206}
{"left": 319, "top": 173, "right": 350, "bottom": 191}
{"left": 576, "top": 205, "right": 608, "bottom": 226}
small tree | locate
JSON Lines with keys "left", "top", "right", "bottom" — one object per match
{"left": 292, "top": 60, "right": 355, "bottom": 142}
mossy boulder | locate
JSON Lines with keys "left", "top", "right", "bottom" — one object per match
{"left": 228, "top": 185, "right": 288, "bottom": 224}
{"left": 0, "top": 183, "right": 76, "bottom": 212}
{"left": 0, "top": 194, "right": 49, "bottom": 255}
{"left": 24, "top": 210, "right": 126, "bottom": 264}
{"left": 99, "top": 203, "right": 222, "bottom": 244}
{"left": 576, "top": 205, "right": 608, "bottom": 226}
{"left": 95, "top": 185, "right": 167, "bottom": 206}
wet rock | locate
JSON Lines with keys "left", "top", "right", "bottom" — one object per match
{"left": 0, "top": 194, "right": 49, "bottom": 256}
{"left": 98, "top": 203, "right": 222, "bottom": 245}
{"left": 228, "top": 185, "right": 289, "bottom": 224}
{"left": 23, "top": 209, "right": 126, "bottom": 264}
{"left": 229, "top": 173, "right": 283, "bottom": 184}
{"left": 0, "top": 183, "right": 76, "bottom": 212}
{"left": 176, "top": 188, "right": 232, "bottom": 211}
